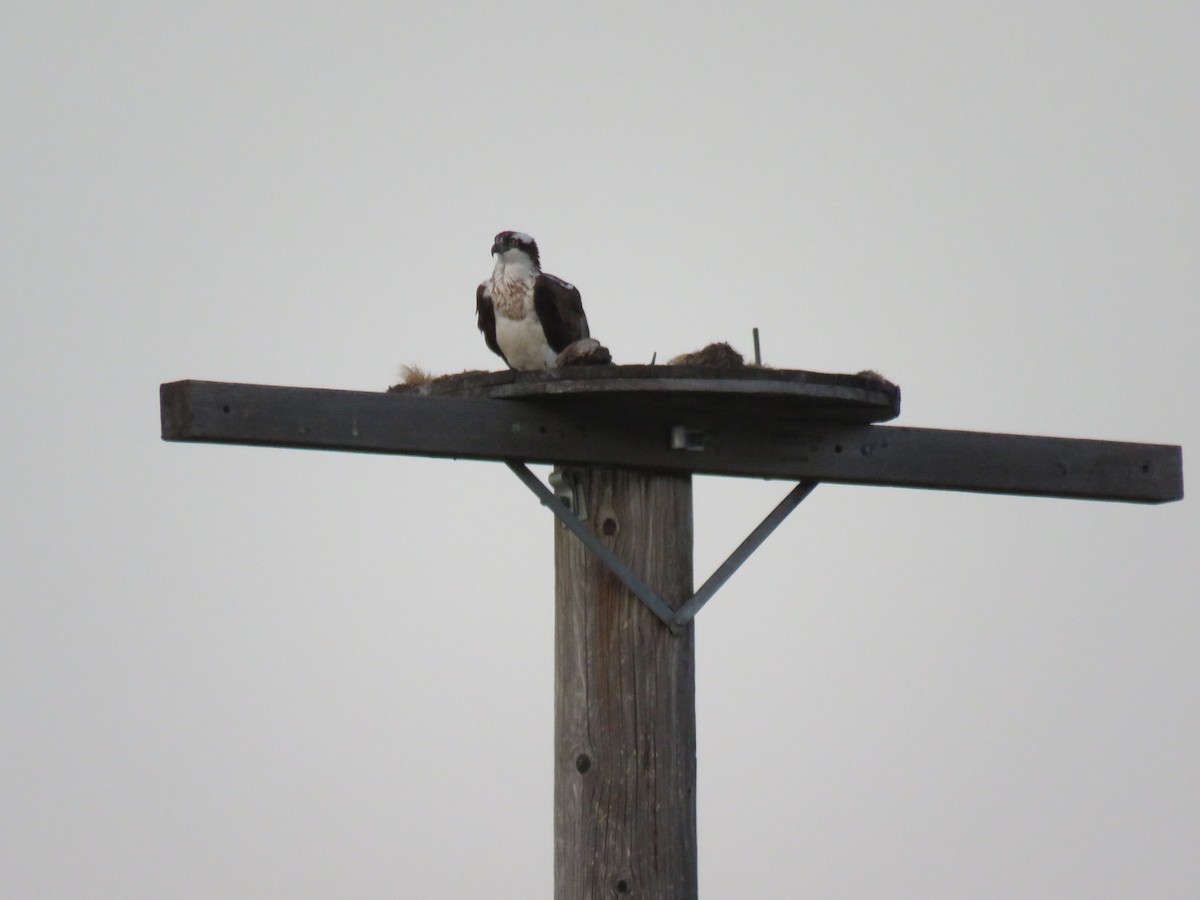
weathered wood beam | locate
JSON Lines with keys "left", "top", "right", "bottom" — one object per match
{"left": 160, "top": 380, "right": 1183, "bottom": 504}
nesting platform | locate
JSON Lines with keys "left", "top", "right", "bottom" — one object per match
{"left": 395, "top": 365, "right": 901, "bottom": 425}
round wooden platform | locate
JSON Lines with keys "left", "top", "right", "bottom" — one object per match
{"left": 407, "top": 365, "right": 900, "bottom": 423}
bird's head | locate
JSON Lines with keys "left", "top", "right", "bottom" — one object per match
{"left": 491, "top": 231, "right": 541, "bottom": 271}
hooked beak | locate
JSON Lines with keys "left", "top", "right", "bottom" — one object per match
{"left": 491, "top": 240, "right": 504, "bottom": 255}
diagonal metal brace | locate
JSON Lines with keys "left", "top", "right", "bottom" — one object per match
{"left": 673, "top": 478, "right": 818, "bottom": 624}
{"left": 506, "top": 461, "right": 682, "bottom": 630}
{"left": 506, "top": 462, "right": 818, "bottom": 631}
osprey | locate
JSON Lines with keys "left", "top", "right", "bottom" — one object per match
{"left": 475, "top": 231, "right": 596, "bottom": 370}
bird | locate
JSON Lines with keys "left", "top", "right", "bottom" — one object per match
{"left": 475, "top": 231, "right": 605, "bottom": 370}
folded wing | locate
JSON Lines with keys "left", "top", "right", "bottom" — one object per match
{"left": 533, "top": 274, "right": 589, "bottom": 354}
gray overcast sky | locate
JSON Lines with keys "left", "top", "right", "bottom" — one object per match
{"left": 2, "top": 3, "right": 1197, "bottom": 897}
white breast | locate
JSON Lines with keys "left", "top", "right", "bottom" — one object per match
{"left": 496, "top": 314, "right": 558, "bottom": 369}
{"left": 489, "top": 260, "right": 558, "bottom": 370}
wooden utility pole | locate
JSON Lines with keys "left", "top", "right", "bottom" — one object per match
{"left": 158, "top": 370, "right": 1183, "bottom": 897}
{"left": 554, "top": 467, "right": 697, "bottom": 898}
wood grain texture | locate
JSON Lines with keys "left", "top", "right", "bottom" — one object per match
{"left": 160, "top": 381, "right": 1184, "bottom": 503}
{"left": 554, "top": 468, "right": 697, "bottom": 899}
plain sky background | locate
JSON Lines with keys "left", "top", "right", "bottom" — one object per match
{"left": 3, "top": 3, "right": 1197, "bottom": 897}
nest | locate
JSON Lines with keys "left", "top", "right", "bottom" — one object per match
{"left": 666, "top": 342, "right": 748, "bottom": 368}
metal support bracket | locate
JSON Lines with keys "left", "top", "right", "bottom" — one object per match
{"left": 548, "top": 469, "right": 586, "bottom": 517}
{"left": 506, "top": 461, "right": 818, "bottom": 632}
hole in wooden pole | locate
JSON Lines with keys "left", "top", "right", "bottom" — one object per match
{"left": 575, "top": 753, "right": 591, "bottom": 774}
{"left": 615, "top": 878, "right": 630, "bottom": 893}
{"left": 601, "top": 517, "right": 618, "bottom": 536}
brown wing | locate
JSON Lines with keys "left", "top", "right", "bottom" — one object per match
{"left": 475, "top": 283, "right": 508, "bottom": 365}
{"left": 533, "top": 273, "right": 589, "bottom": 354}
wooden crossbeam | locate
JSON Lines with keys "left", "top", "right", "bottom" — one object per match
{"left": 160, "top": 380, "right": 1183, "bottom": 504}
